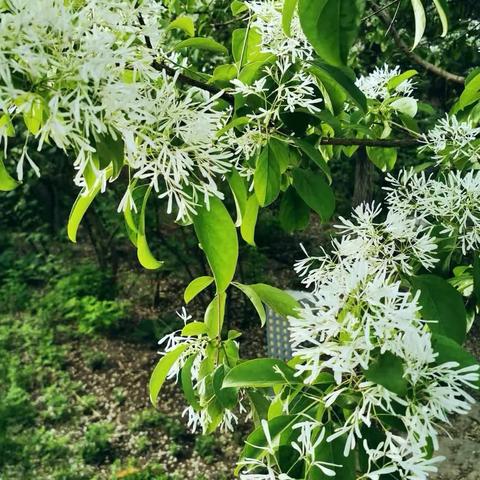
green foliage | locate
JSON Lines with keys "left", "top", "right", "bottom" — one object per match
{"left": 81, "top": 422, "right": 115, "bottom": 464}
{"left": 194, "top": 435, "right": 220, "bottom": 464}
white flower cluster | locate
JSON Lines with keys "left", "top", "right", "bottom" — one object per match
{"left": 246, "top": 0, "right": 313, "bottom": 63}
{"left": 421, "top": 115, "right": 480, "bottom": 168}
{"left": 285, "top": 169, "right": 479, "bottom": 479}
{"left": 355, "top": 64, "right": 416, "bottom": 101}
{"left": 158, "top": 308, "right": 239, "bottom": 434}
{"left": 386, "top": 169, "right": 480, "bottom": 254}
{"left": 227, "top": 1, "right": 321, "bottom": 161}
{"left": 0, "top": 0, "right": 234, "bottom": 220}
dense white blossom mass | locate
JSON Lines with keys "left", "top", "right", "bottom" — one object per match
{"left": 0, "top": 0, "right": 233, "bottom": 220}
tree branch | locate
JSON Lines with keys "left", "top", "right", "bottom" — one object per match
{"left": 370, "top": 1, "right": 465, "bottom": 85}
{"left": 319, "top": 137, "right": 421, "bottom": 147}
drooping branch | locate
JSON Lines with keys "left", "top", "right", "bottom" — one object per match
{"left": 370, "top": 1, "right": 465, "bottom": 85}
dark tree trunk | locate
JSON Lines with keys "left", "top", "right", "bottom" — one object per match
{"left": 352, "top": 148, "right": 375, "bottom": 207}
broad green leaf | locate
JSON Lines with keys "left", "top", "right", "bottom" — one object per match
{"left": 231, "top": 0, "right": 248, "bottom": 15}
{"left": 184, "top": 276, "right": 214, "bottom": 303}
{"left": 168, "top": 15, "right": 195, "bottom": 37}
{"left": 431, "top": 334, "right": 479, "bottom": 387}
{"left": 229, "top": 169, "right": 248, "bottom": 227}
{"left": 294, "top": 138, "right": 331, "bottom": 182}
{"left": 240, "top": 195, "right": 259, "bottom": 246}
{"left": 309, "top": 61, "right": 367, "bottom": 113}
{"left": 211, "top": 63, "right": 238, "bottom": 86}
{"left": 387, "top": 70, "right": 418, "bottom": 92}
{"left": 23, "top": 96, "right": 44, "bottom": 135}
{"left": 232, "top": 28, "right": 270, "bottom": 66}
{"left": 364, "top": 351, "right": 408, "bottom": 396}
{"left": 204, "top": 292, "right": 227, "bottom": 339}
{"left": 233, "top": 282, "right": 266, "bottom": 326}
{"left": 292, "top": 168, "right": 335, "bottom": 222}
{"left": 298, "top": 0, "right": 365, "bottom": 66}
{"left": 269, "top": 138, "right": 291, "bottom": 174}
{"left": 249, "top": 283, "right": 301, "bottom": 318}
{"left": 213, "top": 365, "right": 238, "bottom": 409}
{"left": 432, "top": 0, "right": 448, "bottom": 37}
{"left": 95, "top": 133, "right": 124, "bottom": 175}
{"left": 0, "top": 154, "right": 18, "bottom": 191}
{"left": 175, "top": 37, "right": 227, "bottom": 54}
{"left": 68, "top": 167, "right": 112, "bottom": 243}
{"left": 193, "top": 197, "right": 238, "bottom": 293}
{"left": 137, "top": 187, "right": 164, "bottom": 270}
{"left": 181, "top": 321, "right": 208, "bottom": 336}
{"left": 410, "top": 274, "right": 467, "bottom": 344}
{"left": 410, "top": 0, "right": 426, "bottom": 50}
{"left": 181, "top": 355, "right": 201, "bottom": 410}
{"left": 282, "top": 0, "right": 298, "bottom": 37}
{"left": 279, "top": 187, "right": 310, "bottom": 233}
{"left": 254, "top": 145, "right": 281, "bottom": 207}
{"left": 453, "top": 73, "right": 480, "bottom": 114}
{"left": 366, "top": 147, "right": 397, "bottom": 172}
{"left": 223, "top": 358, "right": 297, "bottom": 388}
{"left": 149, "top": 344, "right": 188, "bottom": 405}
{"left": 0, "top": 114, "right": 15, "bottom": 137}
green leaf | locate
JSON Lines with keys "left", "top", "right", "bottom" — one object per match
{"left": 223, "top": 358, "right": 297, "bottom": 388}
{"left": 137, "top": 187, "right": 164, "bottom": 270}
{"left": 292, "top": 168, "right": 335, "bottom": 222}
{"left": 410, "top": 274, "right": 467, "bottom": 344}
{"left": 279, "top": 187, "right": 310, "bottom": 233}
{"left": 175, "top": 37, "right": 227, "bottom": 54}
{"left": 249, "top": 283, "right": 301, "bottom": 318}
{"left": 232, "top": 282, "right": 266, "bottom": 326}
{"left": 228, "top": 169, "right": 248, "bottom": 227}
{"left": 254, "top": 145, "right": 281, "bottom": 207}
{"left": 0, "top": 154, "right": 18, "bottom": 192}
{"left": 149, "top": 344, "right": 188, "bottom": 405}
{"left": 232, "top": 28, "right": 270, "bottom": 66}
{"left": 67, "top": 167, "right": 112, "bottom": 243}
{"left": 410, "top": 0, "right": 426, "bottom": 50}
{"left": 0, "top": 114, "right": 15, "bottom": 137}
{"left": 181, "top": 321, "right": 208, "bottom": 337}
{"left": 269, "top": 138, "right": 292, "bottom": 174}
{"left": 95, "top": 133, "right": 124, "bottom": 175}
{"left": 184, "top": 276, "right": 214, "bottom": 304}
{"left": 168, "top": 15, "right": 195, "bottom": 37}
{"left": 282, "top": 0, "right": 298, "bottom": 37}
{"left": 193, "top": 197, "right": 238, "bottom": 293}
{"left": 23, "top": 96, "right": 44, "bottom": 135}
{"left": 204, "top": 293, "right": 227, "bottom": 339}
{"left": 213, "top": 365, "right": 238, "bottom": 409}
{"left": 366, "top": 147, "right": 397, "bottom": 172}
{"left": 453, "top": 73, "right": 480, "bottom": 114}
{"left": 387, "top": 69, "right": 418, "bottom": 92}
{"left": 431, "top": 334, "right": 479, "bottom": 387}
{"left": 364, "top": 351, "right": 408, "bottom": 396}
{"left": 432, "top": 0, "right": 448, "bottom": 37}
{"left": 240, "top": 195, "right": 259, "bottom": 246}
{"left": 181, "top": 355, "right": 201, "bottom": 410}
{"left": 298, "top": 0, "right": 365, "bottom": 66}
{"left": 294, "top": 138, "right": 332, "bottom": 183}
{"left": 309, "top": 61, "right": 367, "bottom": 113}
{"left": 231, "top": 0, "right": 248, "bottom": 15}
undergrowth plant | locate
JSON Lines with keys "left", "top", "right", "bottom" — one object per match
{"left": 1, "top": 0, "right": 480, "bottom": 479}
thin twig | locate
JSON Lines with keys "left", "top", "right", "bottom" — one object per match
{"left": 319, "top": 137, "right": 421, "bottom": 147}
